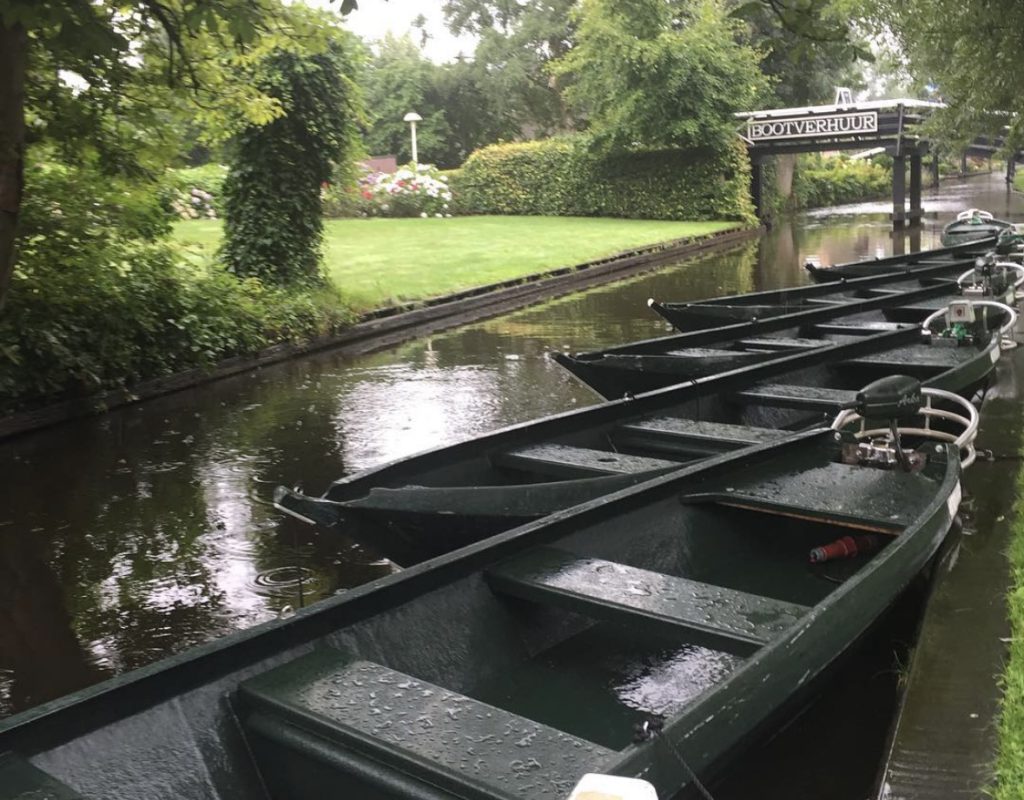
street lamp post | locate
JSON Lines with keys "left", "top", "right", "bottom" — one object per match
{"left": 403, "top": 111, "right": 423, "bottom": 166}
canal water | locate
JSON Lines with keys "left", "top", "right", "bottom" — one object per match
{"left": 1, "top": 173, "right": 1022, "bottom": 793}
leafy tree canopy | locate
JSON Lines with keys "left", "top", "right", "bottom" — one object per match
{"left": 443, "top": 0, "right": 577, "bottom": 135}
{"left": 863, "top": 0, "right": 1024, "bottom": 148}
{"left": 554, "top": 0, "right": 769, "bottom": 152}
{"left": 0, "top": 0, "right": 340, "bottom": 308}
{"left": 362, "top": 33, "right": 516, "bottom": 168}
{"left": 731, "top": 0, "right": 869, "bottom": 107}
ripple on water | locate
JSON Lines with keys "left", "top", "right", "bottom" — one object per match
{"left": 251, "top": 565, "right": 322, "bottom": 597}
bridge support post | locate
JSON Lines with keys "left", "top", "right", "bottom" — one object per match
{"left": 1008, "top": 154, "right": 1018, "bottom": 184}
{"left": 960, "top": 152, "right": 968, "bottom": 176}
{"left": 909, "top": 153, "right": 923, "bottom": 227}
{"left": 931, "top": 153, "right": 941, "bottom": 187}
{"left": 750, "top": 159, "right": 764, "bottom": 219}
{"left": 892, "top": 154, "right": 906, "bottom": 229}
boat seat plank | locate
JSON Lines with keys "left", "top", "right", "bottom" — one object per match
{"left": 733, "top": 383, "right": 856, "bottom": 412}
{"left": 736, "top": 337, "right": 830, "bottom": 351}
{"left": 840, "top": 345, "right": 976, "bottom": 370}
{"left": 812, "top": 321, "right": 906, "bottom": 335}
{"left": 492, "top": 444, "right": 682, "bottom": 479}
{"left": 615, "top": 416, "right": 787, "bottom": 456}
{"left": 681, "top": 461, "right": 924, "bottom": 532}
{"left": 0, "top": 754, "right": 84, "bottom": 800}
{"left": 487, "top": 548, "right": 808, "bottom": 648}
{"left": 662, "top": 347, "right": 749, "bottom": 358}
{"left": 240, "top": 652, "right": 614, "bottom": 800}
{"left": 804, "top": 298, "right": 847, "bottom": 306}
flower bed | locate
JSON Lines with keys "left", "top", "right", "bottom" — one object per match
{"left": 358, "top": 163, "right": 454, "bottom": 218}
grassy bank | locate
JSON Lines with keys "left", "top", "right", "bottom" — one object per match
{"left": 174, "top": 216, "right": 738, "bottom": 310}
{"left": 996, "top": 466, "right": 1024, "bottom": 797}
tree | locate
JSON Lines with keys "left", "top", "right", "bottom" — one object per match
{"left": 222, "top": 32, "right": 363, "bottom": 285}
{"left": 554, "top": 0, "right": 768, "bottom": 153}
{"left": 864, "top": 0, "right": 1024, "bottom": 147}
{"left": 361, "top": 35, "right": 515, "bottom": 168}
{"left": 732, "top": 0, "right": 868, "bottom": 107}
{"left": 362, "top": 34, "right": 449, "bottom": 164}
{"left": 0, "top": 0, "right": 292, "bottom": 311}
{"left": 443, "top": 0, "right": 577, "bottom": 136}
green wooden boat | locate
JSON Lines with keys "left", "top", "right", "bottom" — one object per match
{"left": 558, "top": 290, "right": 1010, "bottom": 401}
{"left": 940, "top": 209, "right": 1014, "bottom": 248}
{"left": 272, "top": 317, "right": 981, "bottom": 566}
{"left": 652, "top": 252, "right": 1019, "bottom": 332}
{"left": 0, "top": 417, "right": 963, "bottom": 800}
{"left": 804, "top": 236, "right": 996, "bottom": 282}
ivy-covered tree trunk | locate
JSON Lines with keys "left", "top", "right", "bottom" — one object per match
{"left": 0, "top": 22, "right": 27, "bottom": 312}
{"left": 222, "top": 42, "right": 360, "bottom": 286}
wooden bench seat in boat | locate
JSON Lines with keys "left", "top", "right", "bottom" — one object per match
{"left": 487, "top": 548, "right": 809, "bottom": 651}
{"left": 0, "top": 754, "right": 82, "bottom": 800}
{"left": 492, "top": 443, "right": 683, "bottom": 478}
{"left": 811, "top": 321, "right": 907, "bottom": 335}
{"left": 662, "top": 347, "right": 753, "bottom": 359}
{"left": 735, "top": 336, "right": 830, "bottom": 351}
{"left": 239, "top": 652, "right": 615, "bottom": 800}
{"left": 681, "top": 461, "right": 928, "bottom": 533}
{"left": 839, "top": 345, "right": 978, "bottom": 371}
{"left": 733, "top": 383, "right": 857, "bottom": 412}
{"left": 614, "top": 416, "right": 787, "bottom": 456}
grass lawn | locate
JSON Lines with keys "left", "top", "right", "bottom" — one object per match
{"left": 996, "top": 466, "right": 1024, "bottom": 798}
{"left": 174, "top": 216, "right": 739, "bottom": 311}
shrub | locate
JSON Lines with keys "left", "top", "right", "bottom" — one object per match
{"left": 221, "top": 36, "right": 363, "bottom": 285}
{"left": 167, "top": 164, "right": 228, "bottom": 219}
{"left": 792, "top": 155, "right": 891, "bottom": 209}
{"left": 360, "top": 163, "right": 453, "bottom": 217}
{"left": 450, "top": 135, "right": 755, "bottom": 222}
{"left": 0, "top": 156, "right": 354, "bottom": 413}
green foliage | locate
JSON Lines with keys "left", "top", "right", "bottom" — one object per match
{"left": 167, "top": 164, "right": 228, "bottom": 219}
{"left": 0, "top": 156, "right": 352, "bottom": 412}
{"left": 733, "top": 0, "right": 869, "bottom": 107}
{"left": 994, "top": 447, "right": 1024, "bottom": 799}
{"left": 553, "top": 0, "right": 768, "bottom": 153}
{"left": 443, "top": 0, "right": 576, "bottom": 137}
{"left": 792, "top": 154, "right": 891, "bottom": 209}
{"left": 361, "top": 34, "right": 516, "bottom": 169}
{"left": 452, "top": 135, "right": 755, "bottom": 222}
{"left": 221, "top": 31, "right": 363, "bottom": 285}
{"left": 865, "top": 0, "right": 1024, "bottom": 147}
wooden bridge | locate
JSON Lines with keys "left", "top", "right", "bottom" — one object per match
{"left": 737, "top": 91, "right": 1018, "bottom": 227}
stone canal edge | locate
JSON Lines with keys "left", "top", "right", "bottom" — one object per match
{"left": 0, "top": 224, "right": 759, "bottom": 441}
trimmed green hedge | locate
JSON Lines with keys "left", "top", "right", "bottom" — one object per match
{"left": 792, "top": 155, "right": 891, "bottom": 209}
{"left": 450, "top": 136, "right": 755, "bottom": 223}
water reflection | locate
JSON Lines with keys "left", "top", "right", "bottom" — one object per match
{"left": 0, "top": 174, "right": 1022, "bottom": 717}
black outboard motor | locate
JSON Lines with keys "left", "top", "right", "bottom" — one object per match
{"left": 849, "top": 375, "right": 923, "bottom": 472}
{"left": 853, "top": 375, "right": 922, "bottom": 421}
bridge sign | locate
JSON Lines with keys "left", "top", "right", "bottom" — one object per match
{"left": 746, "top": 111, "right": 879, "bottom": 142}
